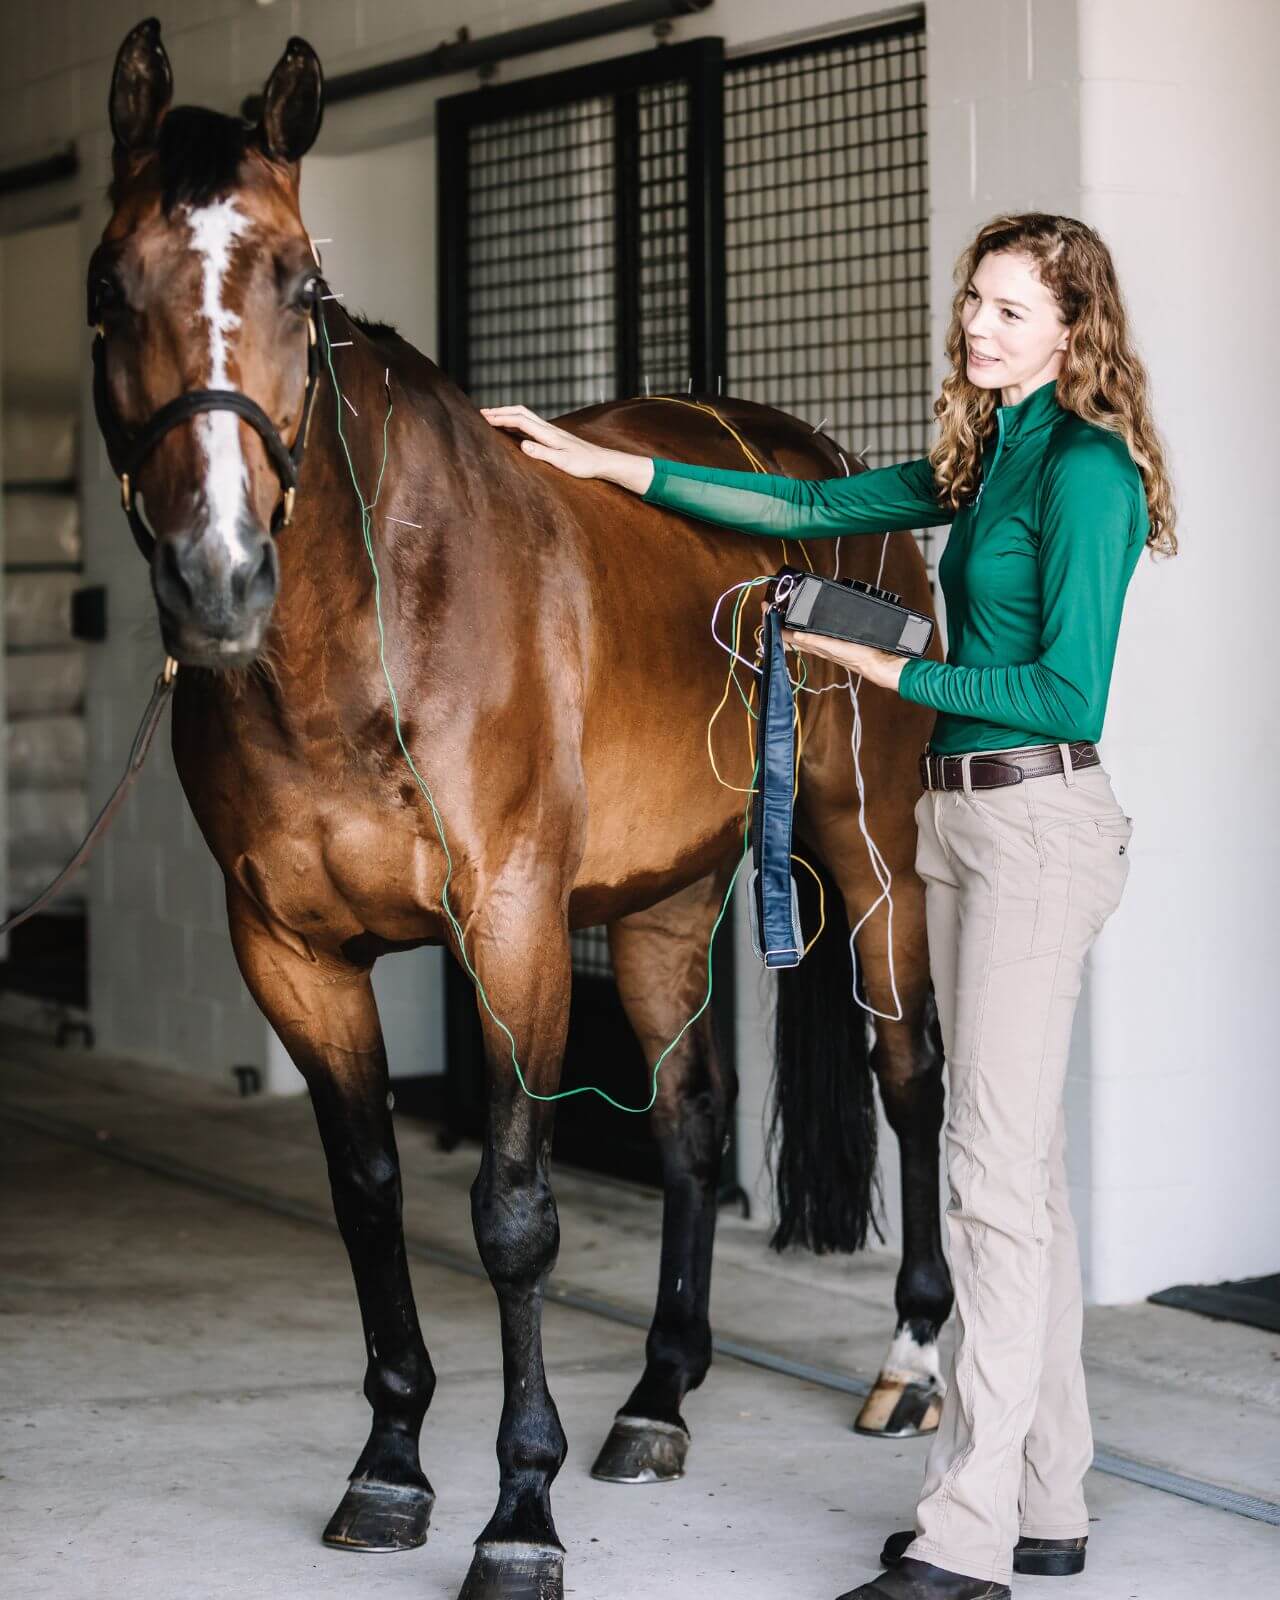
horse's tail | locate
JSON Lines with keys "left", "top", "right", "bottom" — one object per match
{"left": 767, "top": 853, "right": 882, "bottom": 1254}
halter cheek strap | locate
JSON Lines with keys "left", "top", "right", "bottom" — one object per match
{"left": 90, "top": 287, "right": 323, "bottom": 562}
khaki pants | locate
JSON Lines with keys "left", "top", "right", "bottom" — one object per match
{"left": 904, "top": 750, "right": 1134, "bottom": 1585}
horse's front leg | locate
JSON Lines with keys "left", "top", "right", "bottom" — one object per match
{"left": 459, "top": 899, "right": 572, "bottom": 1600}
{"left": 229, "top": 893, "right": 436, "bottom": 1552}
{"left": 591, "top": 873, "right": 736, "bottom": 1485}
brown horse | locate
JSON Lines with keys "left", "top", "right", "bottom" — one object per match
{"left": 92, "top": 22, "right": 952, "bottom": 1600}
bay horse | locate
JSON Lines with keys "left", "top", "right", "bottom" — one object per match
{"left": 93, "top": 21, "right": 952, "bottom": 1600}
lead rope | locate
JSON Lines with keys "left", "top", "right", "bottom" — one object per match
{"left": 0, "top": 656, "right": 179, "bottom": 940}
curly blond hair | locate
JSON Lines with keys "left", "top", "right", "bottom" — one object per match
{"left": 929, "top": 213, "right": 1177, "bottom": 557}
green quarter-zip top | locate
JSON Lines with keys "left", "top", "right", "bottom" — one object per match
{"left": 641, "top": 376, "right": 1149, "bottom": 755}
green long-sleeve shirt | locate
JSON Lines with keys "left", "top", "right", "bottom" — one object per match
{"left": 643, "top": 376, "right": 1149, "bottom": 755}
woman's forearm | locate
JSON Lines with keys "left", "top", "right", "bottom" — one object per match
{"left": 598, "top": 449, "right": 656, "bottom": 497}
{"left": 635, "top": 455, "right": 953, "bottom": 540}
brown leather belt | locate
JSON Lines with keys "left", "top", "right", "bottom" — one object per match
{"left": 919, "top": 740, "right": 1100, "bottom": 792}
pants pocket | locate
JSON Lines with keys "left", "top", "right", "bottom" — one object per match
{"left": 1093, "top": 813, "right": 1134, "bottom": 856}
{"left": 1083, "top": 813, "right": 1134, "bottom": 930}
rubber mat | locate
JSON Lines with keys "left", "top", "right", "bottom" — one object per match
{"left": 1149, "top": 1273, "right": 1280, "bottom": 1335}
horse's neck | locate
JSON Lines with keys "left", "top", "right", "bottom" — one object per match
{"left": 239, "top": 333, "right": 501, "bottom": 727}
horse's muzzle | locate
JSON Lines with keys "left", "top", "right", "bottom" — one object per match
{"left": 151, "top": 522, "right": 279, "bottom": 667}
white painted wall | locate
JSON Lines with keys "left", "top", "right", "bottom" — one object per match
{"left": 917, "top": 0, "right": 1280, "bottom": 1306}
{"left": 1073, "top": 0, "right": 1280, "bottom": 1300}
{"left": 1, "top": 0, "right": 1274, "bottom": 1303}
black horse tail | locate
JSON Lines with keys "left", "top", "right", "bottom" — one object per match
{"left": 767, "top": 853, "right": 882, "bottom": 1254}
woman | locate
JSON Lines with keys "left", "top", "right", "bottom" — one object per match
{"left": 481, "top": 212, "right": 1176, "bottom": 1600}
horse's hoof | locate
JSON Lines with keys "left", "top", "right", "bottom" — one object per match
{"left": 322, "top": 1477, "right": 435, "bottom": 1551}
{"left": 852, "top": 1374, "right": 942, "bottom": 1439}
{"left": 457, "top": 1541, "right": 564, "bottom": 1600}
{"left": 590, "top": 1414, "right": 689, "bottom": 1483}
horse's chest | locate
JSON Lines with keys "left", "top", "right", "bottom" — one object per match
{"left": 222, "top": 787, "right": 445, "bottom": 948}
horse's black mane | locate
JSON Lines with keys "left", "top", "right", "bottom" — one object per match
{"left": 349, "top": 314, "right": 401, "bottom": 342}
{"left": 150, "top": 106, "right": 254, "bottom": 212}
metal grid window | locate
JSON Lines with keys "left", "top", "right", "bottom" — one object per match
{"left": 466, "top": 99, "right": 617, "bottom": 414}
{"left": 724, "top": 21, "right": 936, "bottom": 572}
{"left": 461, "top": 81, "right": 696, "bottom": 422}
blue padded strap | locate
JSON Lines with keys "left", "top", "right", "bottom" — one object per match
{"left": 751, "top": 607, "right": 803, "bottom": 968}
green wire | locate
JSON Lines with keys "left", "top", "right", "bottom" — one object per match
{"left": 321, "top": 323, "right": 765, "bottom": 1114}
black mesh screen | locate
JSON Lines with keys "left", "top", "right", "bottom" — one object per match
{"left": 466, "top": 99, "right": 616, "bottom": 414}
{"left": 460, "top": 80, "right": 699, "bottom": 423}
{"left": 724, "top": 21, "right": 935, "bottom": 572}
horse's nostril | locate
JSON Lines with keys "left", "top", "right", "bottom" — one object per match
{"left": 155, "top": 539, "right": 195, "bottom": 612}
{"left": 227, "top": 538, "right": 276, "bottom": 608}
{"left": 244, "top": 540, "right": 277, "bottom": 609}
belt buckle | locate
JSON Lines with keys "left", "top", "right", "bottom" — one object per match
{"left": 923, "top": 752, "right": 938, "bottom": 791}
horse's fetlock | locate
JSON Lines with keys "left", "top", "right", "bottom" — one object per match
{"left": 365, "top": 1344, "right": 435, "bottom": 1424}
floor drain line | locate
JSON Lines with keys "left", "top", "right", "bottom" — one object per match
{"left": 6, "top": 1099, "right": 1278, "bottom": 1529}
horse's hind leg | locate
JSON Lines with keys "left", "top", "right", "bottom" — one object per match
{"left": 814, "top": 824, "right": 953, "bottom": 1440}
{"left": 800, "top": 793, "right": 960, "bottom": 1446}
{"left": 229, "top": 895, "right": 436, "bottom": 1552}
{"left": 590, "top": 871, "right": 737, "bottom": 1486}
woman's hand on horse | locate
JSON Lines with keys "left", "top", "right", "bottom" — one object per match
{"left": 777, "top": 618, "right": 907, "bottom": 693}
{"left": 479, "top": 404, "right": 655, "bottom": 494}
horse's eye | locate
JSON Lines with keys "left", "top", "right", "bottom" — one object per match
{"left": 88, "top": 273, "right": 123, "bottom": 325}
{"left": 291, "top": 275, "right": 319, "bottom": 312}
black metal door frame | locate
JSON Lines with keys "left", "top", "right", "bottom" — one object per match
{"left": 437, "top": 36, "right": 726, "bottom": 402}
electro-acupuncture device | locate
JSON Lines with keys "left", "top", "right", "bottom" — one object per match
{"left": 748, "top": 566, "right": 934, "bottom": 970}
{"left": 771, "top": 565, "right": 935, "bottom": 658}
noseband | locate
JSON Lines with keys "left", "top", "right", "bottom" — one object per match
{"left": 90, "top": 284, "right": 323, "bottom": 562}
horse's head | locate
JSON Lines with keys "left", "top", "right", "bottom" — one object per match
{"left": 91, "top": 19, "right": 324, "bottom": 669}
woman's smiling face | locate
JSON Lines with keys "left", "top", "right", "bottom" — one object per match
{"left": 961, "top": 249, "right": 1071, "bottom": 403}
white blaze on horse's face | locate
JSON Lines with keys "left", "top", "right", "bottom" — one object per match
{"left": 183, "top": 197, "right": 254, "bottom": 563}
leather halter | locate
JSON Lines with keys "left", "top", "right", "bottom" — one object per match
{"left": 90, "top": 284, "right": 324, "bottom": 561}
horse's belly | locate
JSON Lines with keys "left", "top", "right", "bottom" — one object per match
{"left": 570, "top": 759, "right": 742, "bottom": 927}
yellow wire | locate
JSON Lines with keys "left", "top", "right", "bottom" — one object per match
{"left": 790, "top": 851, "right": 827, "bottom": 956}
{"left": 644, "top": 394, "right": 813, "bottom": 572}
{"left": 645, "top": 392, "right": 815, "bottom": 796}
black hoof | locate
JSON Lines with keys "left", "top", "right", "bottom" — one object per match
{"left": 322, "top": 1477, "right": 435, "bottom": 1552}
{"left": 590, "top": 1415, "right": 689, "bottom": 1483}
{"left": 853, "top": 1376, "right": 942, "bottom": 1439}
{"left": 457, "top": 1541, "right": 564, "bottom": 1600}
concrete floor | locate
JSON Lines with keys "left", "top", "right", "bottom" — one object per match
{"left": 1, "top": 1036, "right": 1276, "bottom": 1598}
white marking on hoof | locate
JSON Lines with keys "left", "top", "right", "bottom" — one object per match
{"left": 881, "top": 1324, "right": 944, "bottom": 1391}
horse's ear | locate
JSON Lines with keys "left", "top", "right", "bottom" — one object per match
{"left": 259, "top": 37, "right": 324, "bottom": 164}
{"left": 109, "top": 17, "right": 173, "bottom": 154}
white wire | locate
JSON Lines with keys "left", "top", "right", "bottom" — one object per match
{"left": 709, "top": 576, "right": 770, "bottom": 675}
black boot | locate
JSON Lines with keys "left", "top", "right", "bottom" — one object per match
{"left": 881, "top": 1528, "right": 1088, "bottom": 1577}
{"left": 835, "top": 1558, "right": 1011, "bottom": 1599}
